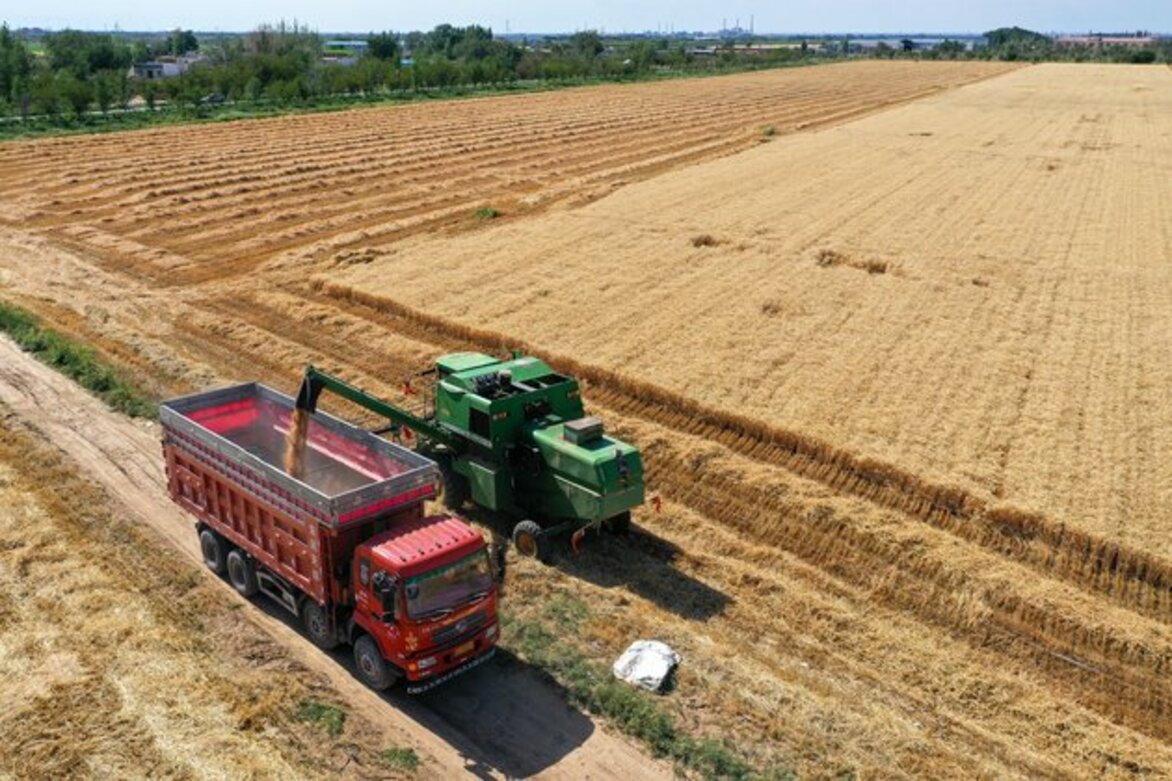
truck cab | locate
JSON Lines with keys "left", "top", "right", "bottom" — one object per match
{"left": 350, "top": 514, "right": 499, "bottom": 692}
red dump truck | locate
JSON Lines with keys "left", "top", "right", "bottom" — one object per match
{"left": 160, "top": 382, "right": 499, "bottom": 692}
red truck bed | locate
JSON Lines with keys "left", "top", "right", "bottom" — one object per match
{"left": 160, "top": 383, "right": 439, "bottom": 603}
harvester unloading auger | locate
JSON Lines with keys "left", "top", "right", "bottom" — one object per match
{"left": 294, "top": 352, "right": 645, "bottom": 562}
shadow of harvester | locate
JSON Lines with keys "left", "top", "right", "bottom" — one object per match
{"left": 550, "top": 524, "right": 733, "bottom": 621}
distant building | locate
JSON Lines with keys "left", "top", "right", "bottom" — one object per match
{"left": 1057, "top": 34, "right": 1160, "bottom": 48}
{"left": 324, "top": 40, "right": 369, "bottom": 51}
{"left": 129, "top": 53, "right": 207, "bottom": 80}
{"left": 132, "top": 62, "right": 165, "bottom": 80}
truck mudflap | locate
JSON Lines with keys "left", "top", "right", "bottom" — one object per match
{"left": 405, "top": 648, "right": 496, "bottom": 694}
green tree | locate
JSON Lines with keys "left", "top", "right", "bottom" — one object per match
{"left": 628, "top": 40, "right": 658, "bottom": 71}
{"left": 31, "top": 71, "right": 59, "bottom": 117}
{"left": 570, "top": 30, "right": 604, "bottom": 58}
{"left": 93, "top": 71, "right": 116, "bottom": 114}
{"left": 937, "top": 39, "right": 966, "bottom": 58}
{"left": 143, "top": 80, "right": 159, "bottom": 110}
{"left": 367, "top": 32, "right": 400, "bottom": 61}
{"left": 169, "top": 29, "right": 198, "bottom": 55}
{"left": 55, "top": 71, "right": 93, "bottom": 119}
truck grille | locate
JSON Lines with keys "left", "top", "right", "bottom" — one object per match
{"left": 432, "top": 610, "right": 488, "bottom": 648}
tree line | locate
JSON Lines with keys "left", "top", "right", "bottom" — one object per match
{"left": 0, "top": 22, "right": 825, "bottom": 124}
{"left": 3, "top": 21, "right": 1165, "bottom": 127}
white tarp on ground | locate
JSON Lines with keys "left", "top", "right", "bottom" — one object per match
{"left": 612, "top": 640, "right": 680, "bottom": 692}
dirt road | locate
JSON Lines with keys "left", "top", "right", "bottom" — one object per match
{"left": 0, "top": 333, "right": 669, "bottom": 781}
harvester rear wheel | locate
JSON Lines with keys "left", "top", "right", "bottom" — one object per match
{"left": 512, "top": 520, "right": 551, "bottom": 564}
{"left": 226, "top": 549, "right": 259, "bottom": 597}
{"left": 606, "top": 511, "right": 632, "bottom": 536}
{"left": 301, "top": 601, "right": 339, "bottom": 650}
{"left": 199, "top": 528, "right": 227, "bottom": 575}
{"left": 438, "top": 457, "right": 469, "bottom": 510}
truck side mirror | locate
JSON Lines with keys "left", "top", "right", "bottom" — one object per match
{"left": 491, "top": 543, "right": 507, "bottom": 585}
{"left": 372, "top": 571, "right": 398, "bottom": 621}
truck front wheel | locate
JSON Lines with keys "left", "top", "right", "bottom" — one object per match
{"left": 301, "top": 601, "right": 339, "bottom": 650}
{"left": 226, "top": 549, "right": 259, "bottom": 597}
{"left": 199, "top": 529, "right": 227, "bottom": 575}
{"left": 354, "top": 635, "right": 399, "bottom": 691}
{"left": 512, "top": 520, "right": 551, "bottom": 564}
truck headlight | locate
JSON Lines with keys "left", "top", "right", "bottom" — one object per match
{"left": 417, "top": 656, "right": 437, "bottom": 670}
{"left": 486, "top": 624, "right": 498, "bottom": 640}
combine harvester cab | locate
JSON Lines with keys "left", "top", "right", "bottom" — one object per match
{"left": 160, "top": 383, "right": 499, "bottom": 693}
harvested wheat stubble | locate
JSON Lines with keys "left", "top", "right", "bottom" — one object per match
{"left": 5, "top": 60, "right": 1171, "bottom": 778}
{"left": 331, "top": 64, "right": 1172, "bottom": 566}
{"left": 161, "top": 285, "right": 1172, "bottom": 775}
{"left": 0, "top": 60, "right": 1016, "bottom": 285}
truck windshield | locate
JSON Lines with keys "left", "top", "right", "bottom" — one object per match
{"left": 404, "top": 551, "right": 493, "bottom": 620}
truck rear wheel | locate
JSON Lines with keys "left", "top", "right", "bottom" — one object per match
{"left": 301, "top": 601, "right": 339, "bottom": 650}
{"left": 354, "top": 635, "right": 399, "bottom": 691}
{"left": 199, "top": 529, "right": 227, "bottom": 575}
{"left": 512, "top": 520, "right": 551, "bottom": 564}
{"left": 226, "top": 549, "right": 259, "bottom": 597}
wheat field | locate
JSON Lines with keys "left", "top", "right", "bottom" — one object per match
{"left": 2, "top": 61, "right": 1172, "bottom": 776}
{"left": 331, "top": 63, "right": 1172, "bottom": 558}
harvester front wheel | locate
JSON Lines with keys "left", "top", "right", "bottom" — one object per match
{"left": 354, "top": 635, "right": 399, "bottom": 691}
{"left": 199, "top": 528, "right": 227, "bottom": 576}
{"left": 512, "top": 520, "right": 551, "bottom": 564}
{"left": 301, "top": 601, "right": 339, "bottom": 651}
{"left": 438, "top": 457, "right": 469, "bottom": 510}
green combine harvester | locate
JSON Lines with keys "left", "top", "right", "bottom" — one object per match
{"left": 294, "top": 352, "right": 644, "bottom": 562}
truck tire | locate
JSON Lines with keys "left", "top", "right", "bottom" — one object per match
{"left": 438, "top": 457, "right": 469, "bottom": 510}
{"left": 301, "top": 601, "right": 339, "bottom": 651}
{"left": 606, "top": 511, "right": 632, "bottom": 536}
{"left": 512, "top": 520, "right": 551, "bottom": 564}
{"left": 226, "top": 549, "right": 259, "bottom": 597}
{"left": 199, "top": 529, "right": 227, "bottom": 576}
{"left": 353, "top": 635, "right": 399, "bottom": 691}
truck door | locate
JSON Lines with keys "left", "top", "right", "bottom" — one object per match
{"left": 355, "top": 555, "right": 379, "bottom": 621}
{"left": 355, "top": 554, "right": 398, "bottom": 626}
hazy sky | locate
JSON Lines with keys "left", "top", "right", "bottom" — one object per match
{"left": 3, "top": 1, "right": 1168, "bottom": 34}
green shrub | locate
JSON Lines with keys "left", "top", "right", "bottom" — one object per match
{"left": 380, "top": 746, "right": 421, "bottom": 772}
{"left": 295, "top": 700, "right": 346, "bottom": 737}
{"left": 0, "top": 302, "right": 155, "bottom": 418}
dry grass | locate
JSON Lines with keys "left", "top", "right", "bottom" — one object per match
{"left": 0, "top": 412, "right": 417, "bottom": 780}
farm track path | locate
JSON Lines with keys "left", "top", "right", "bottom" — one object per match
{"left": 0, "top": 334, "right": 671, "bottom": 781}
